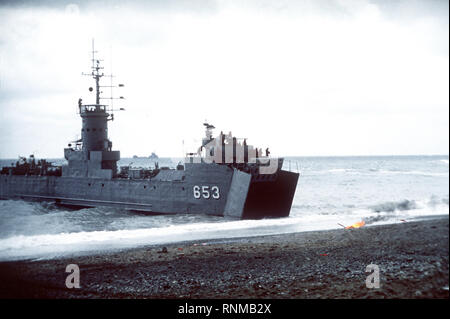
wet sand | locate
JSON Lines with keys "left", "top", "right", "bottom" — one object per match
{"left": 0, "top": 216, "right": 448, "bottom": 299}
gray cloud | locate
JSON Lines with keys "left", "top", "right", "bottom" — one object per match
{"left": 0, "top": 0, "right": 448, "bottom": 157}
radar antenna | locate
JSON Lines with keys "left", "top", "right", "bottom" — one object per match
{"left": 81, "top": 39, "right": 104, "bottom": 104}
{"left": 81, "top": 39, "right": 126, "bottom": 120}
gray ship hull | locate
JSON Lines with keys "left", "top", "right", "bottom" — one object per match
{"left": 0, "top": 164, "right": 299, "bottom": 219}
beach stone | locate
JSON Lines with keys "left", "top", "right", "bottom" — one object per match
{"left": 1, "top": 217, "right": 448, "bottom": 299}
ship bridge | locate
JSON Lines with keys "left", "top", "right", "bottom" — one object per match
{"left": 62, "top": 43, "right": 122, "bottom": 179}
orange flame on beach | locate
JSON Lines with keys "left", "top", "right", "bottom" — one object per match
{"left": 345, "top": 220, "right": 365, "bottom": 229}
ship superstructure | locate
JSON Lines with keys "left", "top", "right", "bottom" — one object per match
{"left": 65, "top": 44, "right": 121, "bottom": 180}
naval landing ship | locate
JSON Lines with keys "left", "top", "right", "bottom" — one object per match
{"left": 0, "top": 48, "right": 299, "bottom": 219}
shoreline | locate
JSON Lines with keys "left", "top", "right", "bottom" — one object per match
{"left": 0, "top": 216, "right": 448, "bottom": 298}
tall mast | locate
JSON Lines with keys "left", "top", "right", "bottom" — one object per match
{"left": 81, "top": 40, "right": 125, "bottom": 117}
{"left": 91, "top": 39, "right": 103, "bottom": 105}
{"left": 82, "top": 39, "right": 105, "bottom": 105}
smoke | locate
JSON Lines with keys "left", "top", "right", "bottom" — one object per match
{"left": 370, "top": 199, "right": 418, "bottom": 213}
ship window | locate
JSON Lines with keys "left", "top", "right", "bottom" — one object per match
{"left": 93, "top": 128, "right": 97, "bottom": 132}
{"left": 82, "top": 129, "right": 84, "bottom": 132}
{"left": 88, "top": 183, "right": 91, "bottom": 186}
{"left": 153, "top": 186, "right": 156, "bottom": 189}
{"left": 101, "top": 183, "right": 104, "bottom": 187}
{"left": 144, "top": 185, "right": 147, "bottom": 189}
{"left": 182, "top": 187, "right": 185, "bottom": 191}
{"left": 87, "top": 129, "right": 90, "bottom": 132}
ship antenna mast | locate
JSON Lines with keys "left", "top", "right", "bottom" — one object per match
{"left": 91, "top": 39, "right": 103, "bottom": 105}
{"left": 81, "top": 39, "right": 104, "bottom": 105}
{"left": 81, "top": 39, "right": 126, "bottom": 118}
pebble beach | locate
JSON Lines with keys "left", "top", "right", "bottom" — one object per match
{"left": 0, "top": 216, "right": 448, "bottom": 299}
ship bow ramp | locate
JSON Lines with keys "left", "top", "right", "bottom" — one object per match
{"left": 223, "top": 169, "right": 252, "bottom": 218}
{"left": 241, "top": 169, "right": 299, "bottom": 219}
{"left": 223, "top": 168, "right": 299, "bottom": 219}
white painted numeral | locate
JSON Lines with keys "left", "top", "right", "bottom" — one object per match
{"left": 211, "top": 186, "right": 220, "bottom": 199}
{"left": 193, "top": 185, "right": 201, "bottom": 199}
{"left": 193, "top": 185, "right": 220, "bottom": 199}
{"left": 202, "top": 186, "right": 210, "bottom": 199}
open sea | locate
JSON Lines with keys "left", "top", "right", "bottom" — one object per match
{"left": 0, "top": 155, "right": 448, "bottom": 261}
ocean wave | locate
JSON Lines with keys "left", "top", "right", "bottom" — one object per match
{"left": 305, "top": 168, "right": 448, "bottom": 177}
{"left": 360, "top": 197, "right": 448, "bottom": 225}
{"left": 303, "top": 168, "right": 364, "bottom": 176}
{"left": 369, "top": 197, "right": 449, "bottom": 213}
{"left": 327, "top": 168, "right": 353, "bottom": 173}
{"left": 370, "top": 199, "right": 418, "bottom": 213}
{"left": 378, "top": 170, "right": 448, "bottom": 177}
{"left": 0, "top": 201, "right": 447, "bottom": 261}
{"left": 0, "top": 216, "right": 314, "bottom": 260}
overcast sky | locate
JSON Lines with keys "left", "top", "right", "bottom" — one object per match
{"left": 0, "top": 0, "right": 448, "bottom": 158}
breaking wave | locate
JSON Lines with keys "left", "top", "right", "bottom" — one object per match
{"left": 370, "top": 199, "right": 418, "bottom": 213}
{"left": 306, "top": 168, "right": 448, "bottom": 177}
{"left": 369, "top": 197, "right": 449, "bottom": 214}
{"left": 377, "top": 170, "right": 448, "bottom": 177}
{"left": 363, "top": 197, "right": 449, "bottom": 225}
{"left": 0, "top": 195, "right": 447, "bottom": 261}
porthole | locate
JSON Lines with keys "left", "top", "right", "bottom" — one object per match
{"left": 88, "top": 183, "right": 91, "bottom": 186}
{"left": 93, "top": 128, "right": 97, "bottom": 132}
{"left": 101, "top": 183, "right": 104, "bottom": 187}
{"left": 153, "top": 186, "right": 156, "bottom": 189}
{"left": 144, "top": 185, "right": 147, "bottom": 189}
{"left": 87, "top": 128, "right": 90, "bottom": 132}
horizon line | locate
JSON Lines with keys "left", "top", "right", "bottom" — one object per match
{"left": 0, "top": 154, "right": 449, "bottom": 160}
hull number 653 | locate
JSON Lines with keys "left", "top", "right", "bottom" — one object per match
{"left": 193, "top": 185, "right": 220, "bottom": 199}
